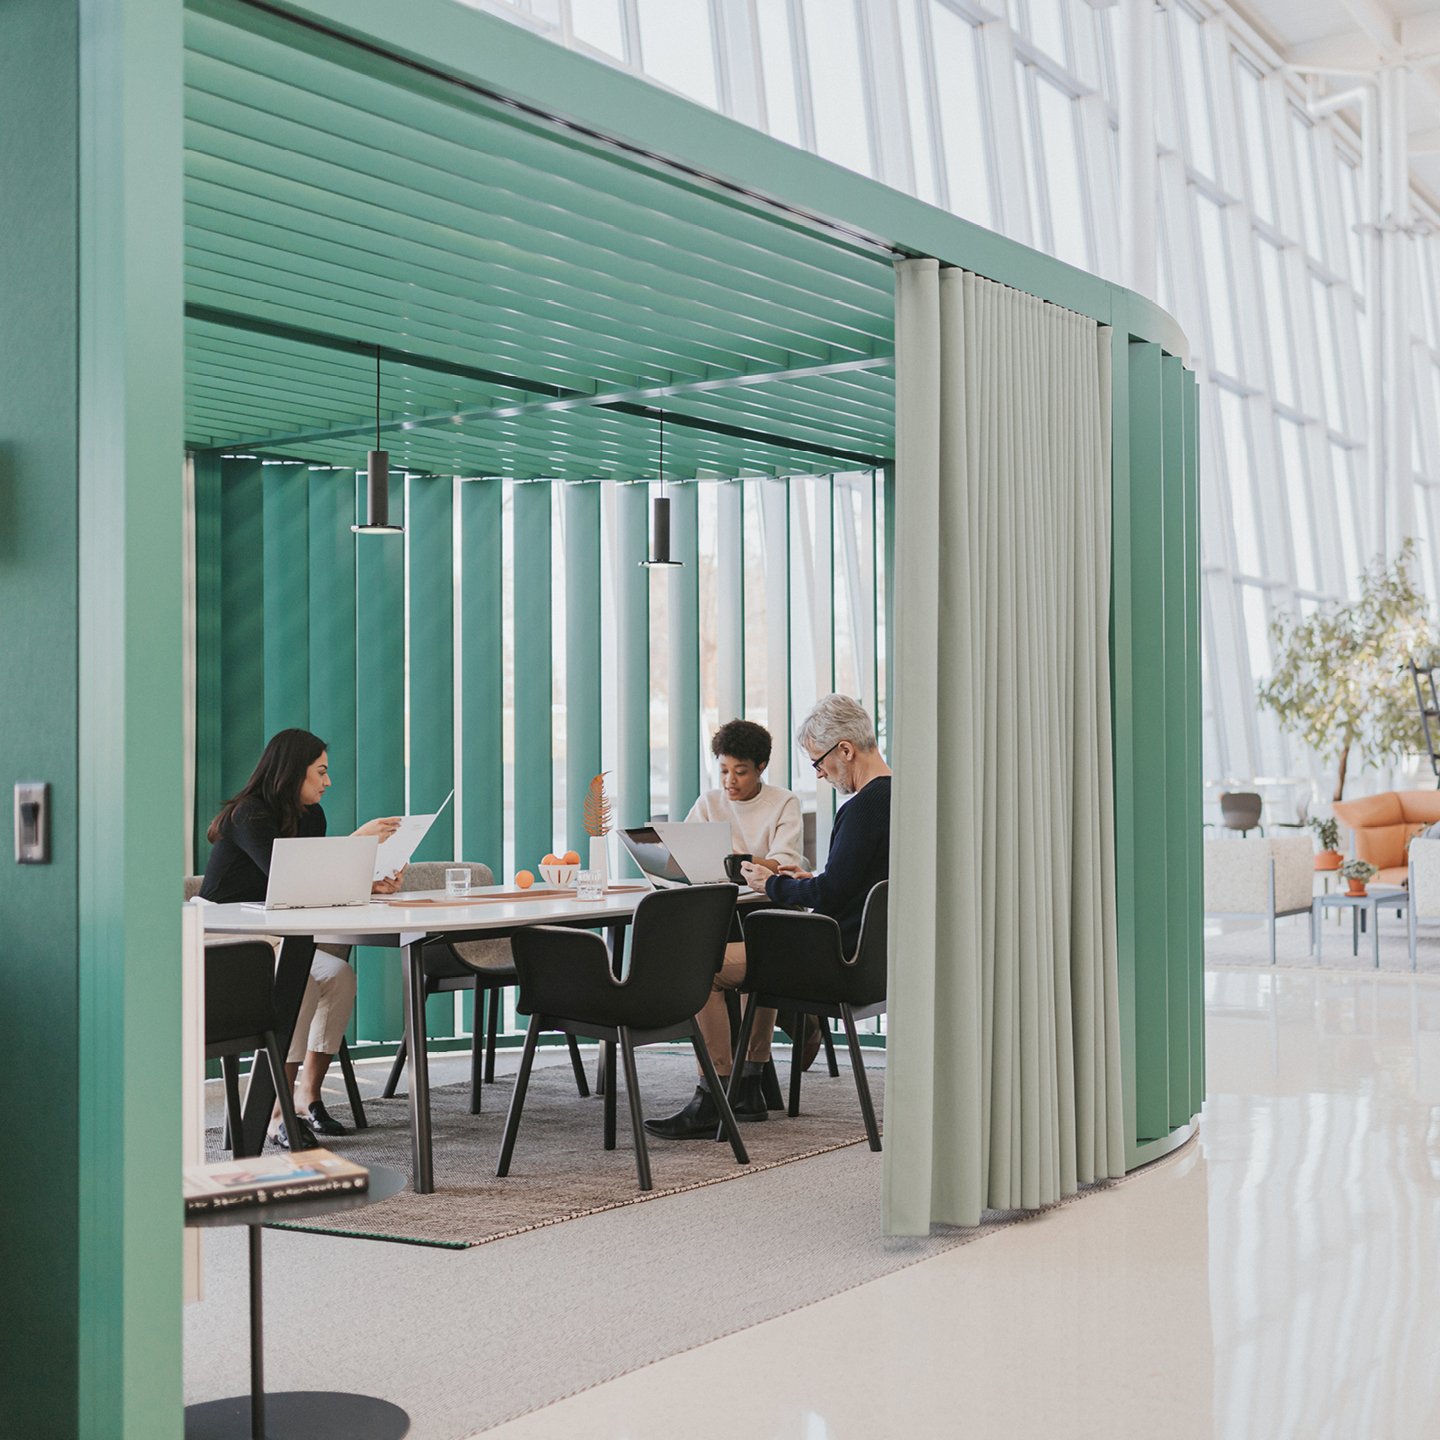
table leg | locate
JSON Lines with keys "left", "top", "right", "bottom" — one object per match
{"left": 239, "top": 935, "right": 316, "bottom": 1157}
{"left": 401, "top": 940, "right": 434, "bottom": 1195}
{"left": 603, "top": 1040, "right": 618, "bottom": 1150}
{"left": 248, "top": 1227, "right": 265, "bottom": 1440}
{"left": 1351, "top": 908, "right": 1359, "bottom": 958}
{"left": 1372, "top": 901, "right": 1381, "bottom": 969}
{"left": 1312, "top": 899, "right": 1321, "bottom": 959}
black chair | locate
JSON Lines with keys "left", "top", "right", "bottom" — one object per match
{"left": 379, "top": 860, "right": 590, "bottom": 1113}
{"left": 205, "top": 941, "right": 308, "bottom": 1157}
{"left": 497, "top": 885, "right": 750, "bottom": 1191}
{"left": 1219, "top": 791, "right": 1265, "bottom": 836}
{"left": 728, "top": 881, "right": 888, "bottom": 1151}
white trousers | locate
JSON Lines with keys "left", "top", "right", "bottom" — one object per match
{"left": 287, "top": 948, "right": 358, "bottom": 1064}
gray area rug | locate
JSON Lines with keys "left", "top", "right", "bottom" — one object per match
{"left": 208, "top": 1050, "right": 883, "bottom": 1247}
{"left": 1206, "top": 908, "right": 1438, "bottom": 974}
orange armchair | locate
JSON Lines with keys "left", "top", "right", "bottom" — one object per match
{"left": 1331, "top": 791, "right": 1440, "bottom": 887}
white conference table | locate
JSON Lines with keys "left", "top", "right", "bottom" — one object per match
{"left": 201, "top": 884, "right": 658, "bottom": 1193}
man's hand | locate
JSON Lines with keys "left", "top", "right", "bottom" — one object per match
{"left": 355, "top": 815, "right": 402, "bottom": 841}
{"left": 775, "top": 864, "right": 814, "bottom": 880}
{"left": 739, "top": 861, "right": 772, "bottom": 894}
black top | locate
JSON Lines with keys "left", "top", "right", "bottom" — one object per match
{"left": 199, "top": 800, "right": 327, "bottom": 904}
{"left": 765, "top": 775, "right": 890, "bottom": 955}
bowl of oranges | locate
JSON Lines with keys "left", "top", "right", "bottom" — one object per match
{"left": 538, "top": 850, "right": 583, "bottom": 889}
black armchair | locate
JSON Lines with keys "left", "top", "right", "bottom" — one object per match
{"left": 497, "top": 884, "right": 750, "bottom": 1191}
{"left": 728, "top": 881, "right": 887, "bottom": 1151}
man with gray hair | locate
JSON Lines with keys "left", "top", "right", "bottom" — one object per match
{"left": 644, "top": 694, "right": 891, "bottom": 1141}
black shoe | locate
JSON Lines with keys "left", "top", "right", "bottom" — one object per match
{"left": 270, "top": 1115, "right": 319, "bottom": 1152}
{"left": 306, "top": 1100, "right": 349, "bottom": 1137}
{"left": 643, "top": 1085, "right": 720, "bottom": 1140}
{"left": 729, "top": 1073, "right": 770, "bottom": 1122}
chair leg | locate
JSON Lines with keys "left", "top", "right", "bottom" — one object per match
{"left": 262, "top": 1031, "right": 309, "bottom": 1151}
{"left": 603, "top": 1040, "right": 618, "bottom": 1150}
{"left": 496, "top": 1014, "right": 542, "bottom": 1178}
{"left": 718, "top": 996, "right": 758, "bottom": 1141}
{"left": 485, "top": 984, "right": 502, "bottom": 1084}
{"left": 616, "top": 1027, "right": 653, "bottom": 1192}
{"left": 567, "top": 1035, "right": 591, "bottom": 1097}
{"left": 337, "top": 1036, "right": 368, "bottom": 1130}
{"left": 821, "top": 1022, "right": 839, "bottom": 1077}
{"left": 760, "top": 1058, "right": 783, "bottom": 1110}
{"left": 469, "top": 993, "right": 484, "bottom": 1116}
{"left": 788, "top": 1015, "right": 805, "bottom": 1118}
{"left": 840, "top": 1005, "right": 881, "bottom": 1152}
{"left": 381, "top": 1036, "right": 407, "bottom": 1099}
{"left": 692, "top": 1021, "right": 748, "bottom": 1165}
{"left": 221, "top": 1056, "right": 246, "bottom": 1158}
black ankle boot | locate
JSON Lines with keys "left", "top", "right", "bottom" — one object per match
{"left": 729, "top": 1073, "right": 769, "bottom": 1122}
{"left": 643, "top": 1085, "right": 720, "bottom": 1140}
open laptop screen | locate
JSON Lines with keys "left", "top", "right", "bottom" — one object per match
{"left": 618, "top": 827, "right": 688, "bottom": 886}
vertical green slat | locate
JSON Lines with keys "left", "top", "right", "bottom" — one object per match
{"left": 354, "top": 472, "right": 405, "bottom": 1044}
{"left": 461, "top": 480, "right": 504, "bottom": 872}
{"left": 1162, "top": 355, "right": 1190, "bottom": 1129}
{"left": 408, "top": 476, "right": 455, "bottom": 848}
{"left": 716, "top": 480, "right": 745, "bottom": 720}
{"left": 220, "top": 458, "right": 264, "bottom": 798}
{"left": 308, "top": 470, "right": 357, "bottom": 836}
{"left": 565, "top": 482, "right": 602, "bottom": 853}
{"left": 262, "top": 463, "right": 310, "bottom": 737}
{"left": 882, "top": 465, "right": 895, "bottom": 754}
{"left": 762, "top": 480, "right": 792, "bottom": 790}
{"left": 668, "top": 484, "right": 701, "bottom": 819}
{"left": 1125, "top": 341, "right": 1170, "bottom": 1144}
{"left": 513, "top": 482, "right": 553, "bottom": 869}
{"left": 617, "top": 482, "right": 651, "bottom": 827}
{"left": 1184, "top": 370, "right": 1205, "bottom": 1113}
{"left": 407, "top": 475, "right": 455, "bottom": 1037}
{"left": 193, "top": 450, "right": 224, "bottom": 870}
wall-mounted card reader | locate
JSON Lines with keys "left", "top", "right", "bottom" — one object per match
{"left": 14, "top": 782, "right": 49, "bottom": 864}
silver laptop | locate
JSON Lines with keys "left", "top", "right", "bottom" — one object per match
{"left": 245, "top": 835, "right": 379, "bottom": 910}
{"left": 618, "top": 821, "right": 731, "bottom": 887}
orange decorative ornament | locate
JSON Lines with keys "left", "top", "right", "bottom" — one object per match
{"left": 514, "top": 870, "right": 535, "bottom": 890}
{"left": 541, "top": 853, "right": 560, "bottom": 867}
{"left": 561, "top": 850, "right": 581, "bottom": 866}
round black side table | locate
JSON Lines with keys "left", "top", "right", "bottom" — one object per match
{"left": 185, "top": 1162, "right": 409, "bottom": 1439}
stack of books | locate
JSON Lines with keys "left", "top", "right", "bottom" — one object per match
{"left": 184, "top": 1148, "right": 369, "bottom": 1215}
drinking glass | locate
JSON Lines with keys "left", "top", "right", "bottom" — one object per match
{"left": 575, "top": 869, "right": 604, "bottom": 901}
{"left": 444, "top": 866, "right": 470, "bottom": 898}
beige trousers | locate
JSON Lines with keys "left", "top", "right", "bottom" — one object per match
{"left": 287, "top": 948, "right": 358, "bottom": 1063}
{"left": 694, "top": 941, "right": 776, "bottom": 1077}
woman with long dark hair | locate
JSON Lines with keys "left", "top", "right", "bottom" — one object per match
{"left": 201, "top": 728, "right": 402, "bottom": 1147}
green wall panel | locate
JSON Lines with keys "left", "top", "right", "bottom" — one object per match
{"left": 407, "top": 475, "right": 455, "bottom": 850}
{"left": 220, "top": 457, "right": 265, "bottom": 799}
{"left": 667, "top": 483, "right": 701, "bottom": 820}
{"left": 354, "top": 472, "right": 405, "bottom": 1043}
{"left": 617, "top": 481, "right": 651, "bottom": 829}
{"left": 192, "top": 450, "right": 224, "bottom": 870}
{"left": 262, "top": 462, "right": 310, "bottom": 736}
{"left": 460, "top": 480, "right": 504, "bottom": 873}
{"left": 512, "top": 481, "right": 553, "bottom": 869}
{"left": 564, "top": 482, "right": 602, "bottom": 855}
{"left": 1184, "top": 371, "right": 1205, "bottom": 1111}
{"left": 716, "top": 481, "right": 745, "bottom": 720}
{"left": 308, "top": 469, "right": 358, "bottom": 835}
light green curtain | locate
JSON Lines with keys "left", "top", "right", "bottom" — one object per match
{"left": 883, "top": 258, "right": 1124, "bottom": 1234}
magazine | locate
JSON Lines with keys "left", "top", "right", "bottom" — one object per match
{"left": 184, "top": 1147, "right": 369, "bottom": 1215}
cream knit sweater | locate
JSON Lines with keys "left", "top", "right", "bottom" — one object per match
{"left": 684, "top": 783, "right": 806, "bottom": 869}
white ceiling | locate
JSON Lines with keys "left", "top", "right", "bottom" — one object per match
{"left": 1229, "top": 0, "right": 1440, "bottom": 211}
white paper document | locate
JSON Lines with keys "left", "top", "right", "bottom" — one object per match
{"left": 375, "top": 791, "right": 453, "bottom": 879}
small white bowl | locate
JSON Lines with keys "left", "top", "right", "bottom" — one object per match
{"left": 539, "top": 864, "right": 580, "bottom": 889}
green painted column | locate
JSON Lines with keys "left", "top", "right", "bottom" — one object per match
{"left": 512, "top": 481, "right": 553, "bottom": 870}
{"left": 262, "top": 462, "right": 310, "bottom": 737}
{"left": 308, "top": 469, "right": 358, "bottom": 836}
{"left": 220, "top": 457, "right": 265, "bottom": 798}
{"left": 192, "top": 450, "right": 224, "bottom": 870}
{"left": 667, "top": 483, "right": 701, "bottom": 820}
{"left": 762, "top": 479, "right": 792, "bottom": 790}
{"left": 882, "top": 466, "right": 895, "bottom": 754}
{"left": 1184, "top": 370, "right": 1205, "bottom": 1111}
{"left": 407, "top": 476, "right": 455, "bottom": 848}
{"left": 716, "top": 480, "right": 745, "bottom": 721}
{"left": 354, "top": 472, "right": 406, "bottom": 1044}
{"left": 460, "top": 480, "right": 504, "bottom": 874}
{"left": 565, "top": 482, "right": 602, "bottom": 854}
{"left": 617, "top": 481, "right": 651, "bottom": 828}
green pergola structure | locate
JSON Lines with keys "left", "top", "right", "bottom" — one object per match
{"left": 2, "top": 1, "right": 1200, "bottom": 1433}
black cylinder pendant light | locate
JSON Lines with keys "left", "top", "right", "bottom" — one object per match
{"left": 352, "top": 347, "right": 404, "bottom": 535}
{"left": 640, "top": 408, "right": 681, "bottom": 568}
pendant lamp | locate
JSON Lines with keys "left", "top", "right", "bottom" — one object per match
{"left": 352, "top": 347, "right": 404, "bottom": 535}
{"left": 640, "top": 408, "right": 682, "bottom": 568}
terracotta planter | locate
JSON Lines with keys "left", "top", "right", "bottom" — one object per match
{"left": 1314, "top": 850, "right": 1342, "bottom": 871}
{"left": 1345, "top": 878, "right": 1369, "bottom": 897}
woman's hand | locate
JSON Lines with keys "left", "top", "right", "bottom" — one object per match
{"left": 739, "top": 861, "right": 772, "bottom": 895}
{"left": 355, "top": 816, "right": 402, "bottom": 841}
{"left": 371, "top": 868, "right": 406, "bottom": 895}
{"left": 751, "top": 857, "right": 781, "bottom": 873}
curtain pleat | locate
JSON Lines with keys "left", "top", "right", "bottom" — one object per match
{"left": 182, "top": 453, "right": 198, "bottom": 875}
{"left": 884, "top": 262, "right": 1124, "bottom": 1234}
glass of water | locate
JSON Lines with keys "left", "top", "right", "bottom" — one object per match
{"left": 444, "top": 866, "right": 470, "bottom": 898}
{"left": 575, "top": 869, "right": 604, "bottom": 901}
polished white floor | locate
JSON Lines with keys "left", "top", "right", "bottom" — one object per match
{"left": 483, "top": 967, "right": 1440, "bottom": 1440}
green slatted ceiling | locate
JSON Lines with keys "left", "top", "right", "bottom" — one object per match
{"left": 180, "top": 5, "right": 896, "bottom": 479}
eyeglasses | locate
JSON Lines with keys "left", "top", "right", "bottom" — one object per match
{"left": 809, "top": 742, "right": 841, "bottom": 774}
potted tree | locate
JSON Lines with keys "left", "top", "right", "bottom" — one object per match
{"left": 1339, "top": 857, "right": 1378, "bottom": 897}
{"left": 1311, "top": 816, "right": 1342, "bottom": 871}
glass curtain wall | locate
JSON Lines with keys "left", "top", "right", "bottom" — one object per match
{"left": 474, "top": 0, "right": 1440, "bottom": 805}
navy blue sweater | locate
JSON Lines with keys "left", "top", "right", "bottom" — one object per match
{"left": 765, "top": 775, "right": 890, "bottom": 954}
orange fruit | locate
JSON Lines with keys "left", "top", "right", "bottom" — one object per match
{"left": 515, "top": 869, "right": 535, "bottom": 889}
{"left": 561, "top": 850, "right": 581, "bottom": 866}
{"left": 541, "top": 853, "right": 560, "bottom": 867}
